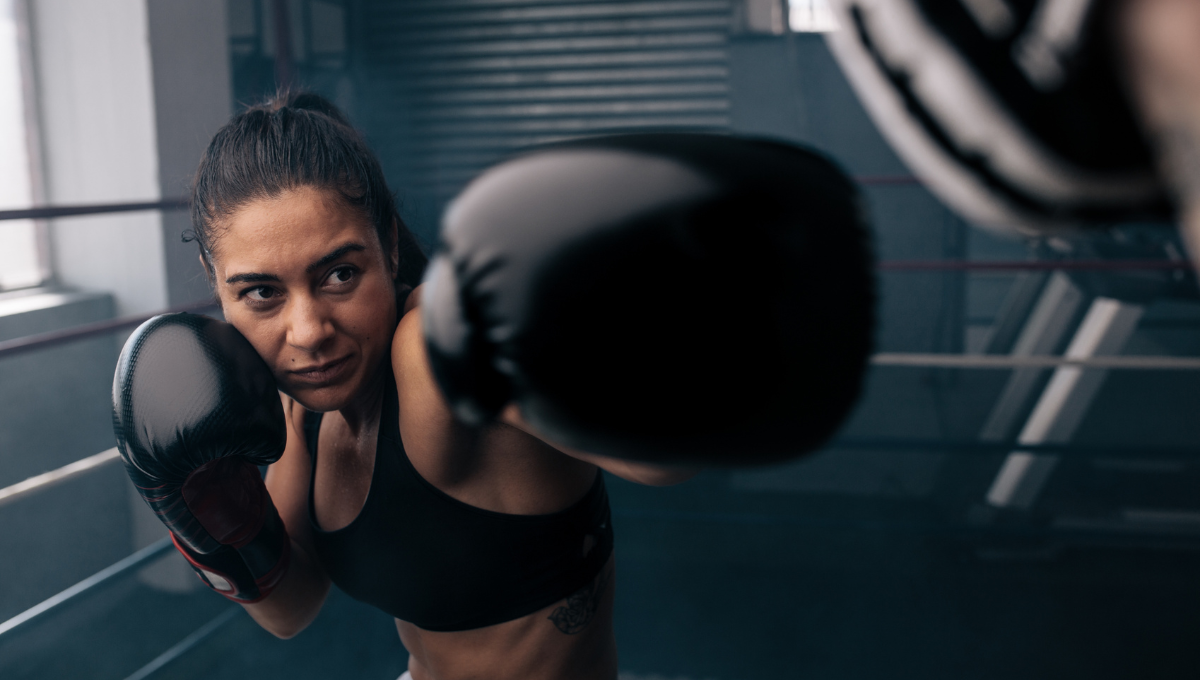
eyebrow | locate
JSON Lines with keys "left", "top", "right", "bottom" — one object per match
{"left": 307, "top": 243, "right": 366, "bottom": 274}
{"left": 225, "top": 271, "right": 279, "bottom": 285}
{"left": 224, "top": 242, "right": 368, "bottom": 285}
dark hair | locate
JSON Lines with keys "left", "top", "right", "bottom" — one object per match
{"left": 189, "top": 90, "right": 426, "bottom": 290}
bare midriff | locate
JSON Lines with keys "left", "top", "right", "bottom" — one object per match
{"left": 397, "top": 554, "right": 618, "bottom": 680}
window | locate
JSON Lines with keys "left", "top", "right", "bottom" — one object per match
{"left": 0, "top": 0, "right": 42, "bottom": 291}
{"left": 788, "top": 0, "right": 839, "bottom": 33}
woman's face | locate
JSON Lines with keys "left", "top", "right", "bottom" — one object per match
{"left": 209, "top": 185, "right": 399, "bottom": 412}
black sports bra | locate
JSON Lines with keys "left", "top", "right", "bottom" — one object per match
{"left": 303, "top": 371, "right": 613, "bottom": 632}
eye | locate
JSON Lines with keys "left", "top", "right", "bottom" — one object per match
{"left": 243, "top": 286, "right": 279, "bottom": 302}
{"left": 324, "top": 265, "right": 357, "bottom": 287}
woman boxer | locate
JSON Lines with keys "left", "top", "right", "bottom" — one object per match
{"left": 112, "top": 92, "right": 873, "bottom": 680}
{"left": 176, "top": 90, "right": 692, "bottom": 679}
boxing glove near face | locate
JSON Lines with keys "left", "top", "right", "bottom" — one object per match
{"left": 423, "top": 133, "right": 875, "bottom": 465}
{"left": 113, "top": 313, "right": 290, "bottom": 602}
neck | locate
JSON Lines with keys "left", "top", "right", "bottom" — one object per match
{"left": 337, "top": 364, "right": 387, "bottom": 437}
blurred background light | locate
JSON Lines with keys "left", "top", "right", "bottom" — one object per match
{"left": 788, "top": 0, "right": 839, "bottom": 33}
{"left": 0, "top": 0, "right": 40, "bottom": 291}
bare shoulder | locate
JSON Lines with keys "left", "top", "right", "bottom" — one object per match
{"left": 390, "top": 302, "right": 462, "bottom": 450}
{"left": 391, "top": 283, "right": 424, "bottom": 369}
{"left": 391, "top": 304, "right": 432, "bottom": 393}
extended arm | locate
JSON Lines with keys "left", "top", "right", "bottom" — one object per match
{"left": 419, "top": 135, "right": 872, "bottom": 467}
{"left": 405, "top": 284, "right": 697, "bottom": 486}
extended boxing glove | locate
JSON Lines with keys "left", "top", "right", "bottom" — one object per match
{"left": 112, "top": 313, "right": 290, "bottom": 603}
{"left": 422, "top": 133, "right": 875, "bottom": 464}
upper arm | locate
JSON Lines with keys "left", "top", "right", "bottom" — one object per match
{"left": 390, "top": 300, "right": 485, "bottom": 488}
{"left": 391, "top": 302, "right": 462, "bottom": 450}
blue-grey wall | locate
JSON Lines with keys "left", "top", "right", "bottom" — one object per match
{"left": 0, "top": 290, "right": 132, "bottom": 623}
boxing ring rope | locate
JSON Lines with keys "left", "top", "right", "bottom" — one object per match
{"left": 0, "top": 300, "right": 219, "bottom": 361}
{"left": 878, "top": 259, "right": 1194, "bottom": 272}
{"left": 2, "top": 410, "right": 1198, "bottom": 663}
{"left": 120, "top": 607, "right": 240, "bottom": 680}
{"left": 0, "top": 537, "right": 172, "bottom": 638}
{"left": 1, "top": 192, "right": 1197, "bottom": 672}
{"left": 0, "top": 198, "right": 189, "bottom": 222}
{"left": 4, "top": 260, "right": 1187, "bottom": 362}
{"left": 0, "top": 173, "right": 920, "bottom": 224}
{"left": 0, "top": 238, "right": 1194, "bottom": 516}
{"left": 0, "top": 193, "right": 221, "bottom": 662}
{"left": 0, "top": 175, "right": 923, "bottom": 223}
{"left": 3, "top": 433, "right": 1198, "bottom": 641}
{"left": 870, "top": 353, "right": 1200, "bottom": 370}
{"left": 0, "top": 448, "right": 120, "bottom": 509}
{"left": 7, "top": 430, "right": 1197, "bottom": 652}
{"left": 2, "top": 433, "right": 1193, "bottom": 524}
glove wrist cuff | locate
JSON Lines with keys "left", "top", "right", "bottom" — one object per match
{"left": 171, "top": 502, "right": 291, "bottom": 604}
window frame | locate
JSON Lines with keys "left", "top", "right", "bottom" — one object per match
{"left": 3, "top": 0, "right": 52, "bottom": 291}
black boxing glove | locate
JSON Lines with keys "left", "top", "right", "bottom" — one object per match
{"left": 422, "top": 133, "right": 875, "bottom": 465}
{"left": 113, "top": 313, "right": 290, "bottom": 603}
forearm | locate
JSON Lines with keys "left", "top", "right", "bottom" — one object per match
{"left": 242, "top": 538, "right": 330, "bottom": 639}
{"left": 499, "top": 405, "right": 699, "bottom": 486}
{"left": 568, "top": 449, "right": 700, "bottom": 486}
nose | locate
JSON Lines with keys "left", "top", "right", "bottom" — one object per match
{"left": 285, "top": 294, "right": 336, "bottom": 354}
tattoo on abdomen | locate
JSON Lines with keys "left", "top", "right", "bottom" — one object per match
{"left": 548, "top": 570, "right": 609, "bottom": 634}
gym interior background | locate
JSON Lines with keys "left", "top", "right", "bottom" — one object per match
{"left": 1, "top": 0, "right": 1198, "bottom": 678}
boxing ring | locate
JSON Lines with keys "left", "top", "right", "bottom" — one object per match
{"left": 3, "top": 193, "right": 1200, "bottom": 679}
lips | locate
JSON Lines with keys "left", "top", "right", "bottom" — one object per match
{"left": 289, "top": 354, "right": 353, "bottom": 385}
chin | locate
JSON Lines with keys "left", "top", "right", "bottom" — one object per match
{"left": 281, "top": 382, "right": 353, "bottom": 414}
